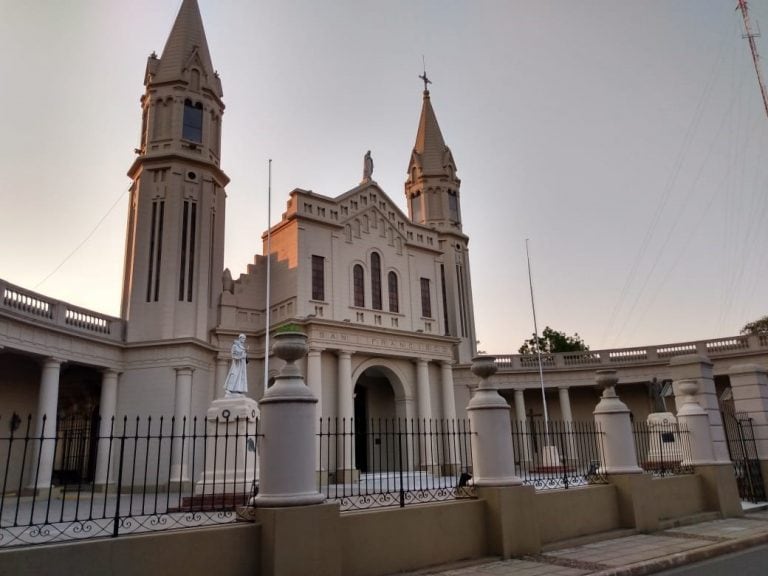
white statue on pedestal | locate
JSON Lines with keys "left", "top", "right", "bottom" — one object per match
{"left": 224, "top": 334, "right": 248, "bottom": 397}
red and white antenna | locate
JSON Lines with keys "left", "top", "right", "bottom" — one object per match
{"left": 737, "top": 0, "right": 768, "bottom": 119}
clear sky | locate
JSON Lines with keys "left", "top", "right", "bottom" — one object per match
{"left": 1, "top": 0, "right": 767, "bottom": 354}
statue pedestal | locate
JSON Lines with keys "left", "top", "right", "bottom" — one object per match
{"left": 646, "top": 412, "right": 683, "bottom": 466}
{"left": 194, "top": 397, "right": 259, "bottom": 498}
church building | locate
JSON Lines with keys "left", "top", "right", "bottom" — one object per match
{"left": 0, "top": 0, "right": 478, "bottom": 485}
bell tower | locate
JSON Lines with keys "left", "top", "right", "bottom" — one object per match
{"left": 405, "top": 80, "right": 477, "bottom": 362}
{"left": 122, "top": 0, "right": 228, "bottom": 343}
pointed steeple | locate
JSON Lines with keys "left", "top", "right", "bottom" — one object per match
{"left": 405, "top": 84, "right": 461, "bottom": 229}
{"left": 152, "top": 0, "right": 221, "bottom": 96}
{"left": 413, "top": 90, "right": 451, "bottom": 175}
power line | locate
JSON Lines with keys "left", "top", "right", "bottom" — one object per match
{"left": 35, "top": 190, "right": 128, "bottom": 290}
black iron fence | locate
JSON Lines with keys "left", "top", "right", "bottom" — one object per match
{"left": 632, "top": 420, "right": 694, "bottom": 476}
{"left": 511, "top": 419, "right": 607, "bottom": 489}
{"left": 0, "top": 413, "right": 259, "bottom": 548}
{"left": 720, "top": 407, "right": 767, "bottom": 503}
{"left": 318, "top": 418, "right": 475, "bottom": 511}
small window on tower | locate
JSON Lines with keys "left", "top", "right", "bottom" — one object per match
{"left": 183, "top": 99, "right": 203, "bottom": 143}
{"left": 311, "top": 255, "right": 325, "bottom": 301}
{"left": 448, "top": 190, "right": 459, "bottom": 222}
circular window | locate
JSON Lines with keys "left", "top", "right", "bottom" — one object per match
{"left": 187, "top": 171, "right": 197, "bottom": 181}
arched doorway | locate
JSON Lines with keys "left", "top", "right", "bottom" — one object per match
{"left": 353, "top": 367, "right": 399, "bottom": 473}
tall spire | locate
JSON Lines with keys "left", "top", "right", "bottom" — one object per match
{"left": 412, "top": 90, "right": 452, "bottom": 176}
{"left": 152, "top": 0, "right": 219, "bottom": 95}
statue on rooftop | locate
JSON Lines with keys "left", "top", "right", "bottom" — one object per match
{"left": 362, "top": 150, "right": 374, "bottom": 182}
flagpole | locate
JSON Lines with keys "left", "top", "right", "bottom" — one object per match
{"left": 526, "top": 239, "right": 550, "bottom": 442}
{"left": 263, "top": 159, "right": 272, "bottom": 394}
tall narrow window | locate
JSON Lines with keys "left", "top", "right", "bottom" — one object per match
{"left": 146, "top": 199, "right": 164, "bottom": 302}
{"left": 183, "top": 99, "right": 203, "bottom": 142}
{"left": 448, "top": 191, "right": 459, "bottom": 221}
{"left": 179, "top": 201, "right": 197, "bottom": 302}
{"left": 411, "top": 192, "right": 422, "bottom": 222}
{"left": 353, "top": 265, "right": 365, "bottom": 307}
{"left": 312, "top": 255, "right": 325, "bottom": 300}
{"left": 388, "top": 271, "right": 399, "bottom": 313}
{"left": 440, "top": 264, "right": 449, "bottom": 335}
{"left": 420, "top": 278, "right": 432, "bottom": 318}
{"left": 371, "top": 253, "right": 382, "bottom": 310}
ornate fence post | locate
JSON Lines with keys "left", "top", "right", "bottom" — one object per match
{"left": 253, "top": 331, "right": 324, "bottom": 507}
{"left": 467, "top": 356, "right": 539, "bottom": 558}
{"left": 249, "top": 330, "right": 341, "bottom": 576}
{"left": 675, "top": 379, "right": 716, "bottom": 465}
{"left": 593, "top": 370, "right": 657, "bottom": 532}
{"left": 466, "top": 356, "right": 521, "bottom": 485}
{"left": 593, "top": 370, "right": 641, "bottom": 475}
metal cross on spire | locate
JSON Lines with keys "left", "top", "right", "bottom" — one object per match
{"left": 419, "top": 56, "right": 432, "bottom": 92}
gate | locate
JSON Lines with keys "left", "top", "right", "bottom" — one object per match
{"left": 720, "top": 403, "right": 766, "bottom": 503}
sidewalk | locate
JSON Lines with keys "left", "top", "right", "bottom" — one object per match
{"left": 396, "top": 507, "right": 768, "bottom": 576}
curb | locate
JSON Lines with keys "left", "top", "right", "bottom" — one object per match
{"left": 590, "top": 532, "right": 768, "bottom": 576}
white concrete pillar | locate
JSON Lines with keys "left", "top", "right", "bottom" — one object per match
{"left": 415, "top": 358, "right": 435, "bottom": 469}
{"left": 593, "top": 370, "right": 642, "bottom": 474}
{"left": 513, "top": 389, "right": 531, "bottom": 463}
{"left": 728, "top": 364, "right": 768, "bottom": 459}
{"left": 337, "top": 350, "right": 354, "bottom": 472}
{"left": 253, "top": 332, "right": 324, "bottom": 507}
{"left": 675, "top": 379, "right": 717, "bottom": 465}
{"left": 466, "top": 357, "right": 521, "bottom": 486}
{"left": 93, "top": 369, "right": 119, "bottom": 487}
{"left": 558, "top": 386, "right": 578, "bottom": 462}
{"left": 308, "top": 347, "right": 324, "bottom": 471}
{"left": 558, "top": 387, "right": 573, "bottom": 421}
{"left": 440, "top": 361, "right": 460, "bottom": 470}
{"left": 170, "top": 367, "right": 194, "bottom": 483}
{"left": 27, "top": 358, "right": 62, "bottom": 491}
{"left": 669, "top": 354, "right": 729, "bottom": 463}
{"left": 214, "top": 356, "right": 229, "bottom": 400}
{"left": 440, "top": 361, "right": 457, "bottom": 421}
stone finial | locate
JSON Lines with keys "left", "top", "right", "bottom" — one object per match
{"left": 595, "top": 369, "right": 619, "bottom": 397}
{"left": 471, "top": 355, "right": 498, "bottom": 381}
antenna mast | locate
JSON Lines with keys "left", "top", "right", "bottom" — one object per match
{"left": 738, "top": 0, "right": 768, "bottom": 119}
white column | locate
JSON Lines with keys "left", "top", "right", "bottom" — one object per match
{"left": 513, "top": 389, "right": 531, "bottom": 463}
{"left": 170, "top": 367, "right": 194, "bottom": 483}
{"left": 214, "top": 356, "right": 229, "bottom": 400}
{"left": 440, "top": 361, "right": 461, "bottom": 471}
{"left": 308, "top": 347, "right": 324, "bottom": 472}
{"left": 440, "top": 361, "right": 457, "bottom": 420}
{"left": 93, "top": 369, "right": 119, "bottom": 487}
{"left": 415, "top": 358, "right": 435, "bottom": 469}
{"left": 729, "top": 364, "right": 768, "bottom": 461}
{"left": 27, "top": 358, "right": 62, "bottom": 491}
{"left": 558, "top": 387, "right": 573, "bottom": 421}
{"left": 337, "top": 350, "right": 354, "bottom": 472}
{"left": 558, "top": 386, "right": 578, "bottom": 462}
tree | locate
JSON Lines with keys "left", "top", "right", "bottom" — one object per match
{"left": 518, "top": 326, "right": 589, "bottom": 355}
{"left": 741, "top": 315, "right": 768, "bottom": 335}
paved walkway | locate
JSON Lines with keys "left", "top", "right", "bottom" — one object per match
{"left": 398, "top": 508, "right": 768, "bottom": 576}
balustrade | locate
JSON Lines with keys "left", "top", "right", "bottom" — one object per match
{"left": 0, "top": 279, "right": 123, "bottom": 342}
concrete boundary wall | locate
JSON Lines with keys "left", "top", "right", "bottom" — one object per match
{"left": 536, "top": 485, "right": 620, "bottom": 544}
{"left": 340, "top": 500, "right": 487, "bottom": 576}
{"left": 0, "top": 523, "right": 260, "bottom": 576}
{"left": 651, "top": 475, "right": 706, "bottom": 521}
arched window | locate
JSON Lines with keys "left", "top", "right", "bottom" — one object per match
{"left": 353, "top": 264, "right": 365, "bottom": 307}
{"left": 371, "top": 253, "right": 382, "bottom": 310}
{"left": 183, "top": 99, "right": 203, "bottom": 142}
{"left": 388, "top": 271, "right": 399, "bottom": 313}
